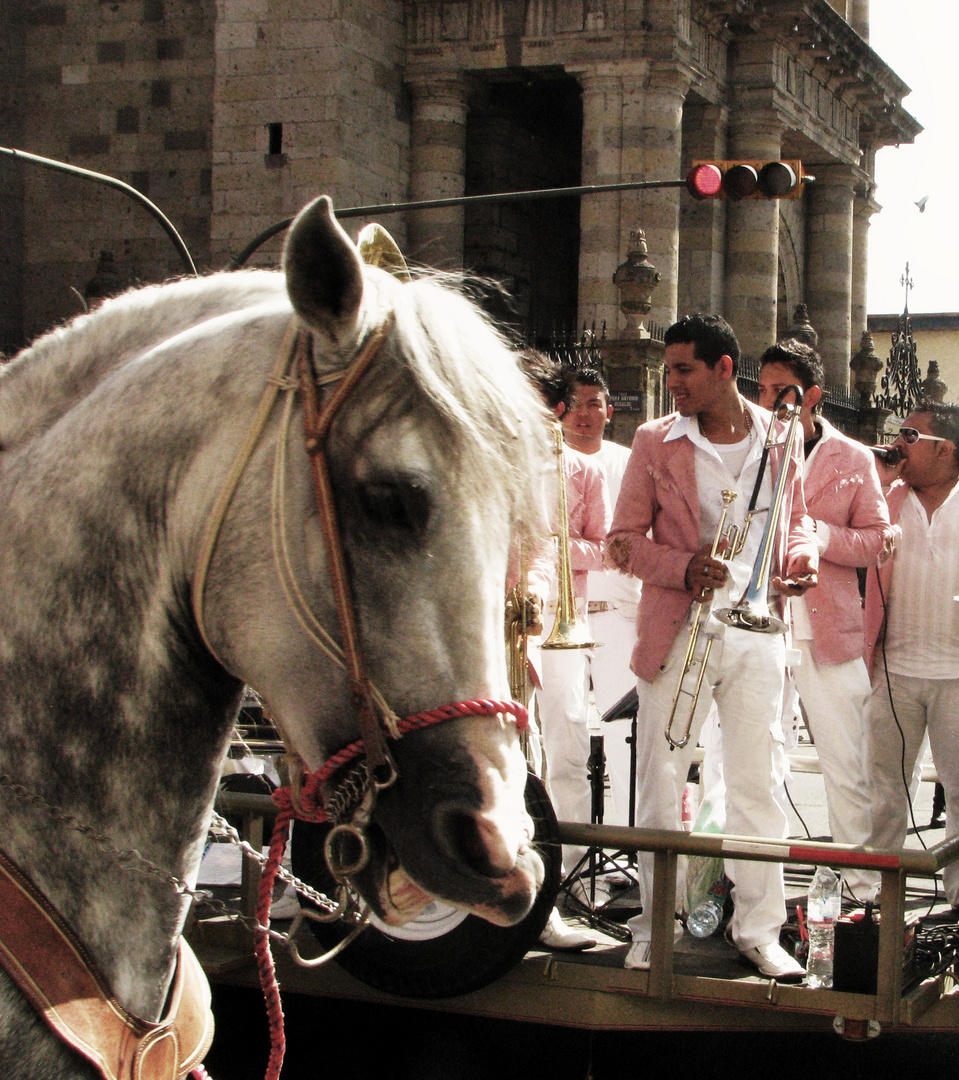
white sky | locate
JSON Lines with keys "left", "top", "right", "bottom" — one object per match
{"left": 867, "top": 2, "right": 959, "bottom": 314}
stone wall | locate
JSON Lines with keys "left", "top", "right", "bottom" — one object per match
{"left": 15, "top": 0, "right": 216, "bottom": 343}
{"left": 0, "top": 0, "right": 25, "bottom": 354}
{"left": 210, "top": 0, "right": 410, "bottom": 268}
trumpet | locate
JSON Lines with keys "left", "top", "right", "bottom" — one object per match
{"left": 664, "top": 489, "right": 737, "bottom": 750}
{"left": 714, "top": 385, "right": 804, "bottom": 634}
{"left": 541, "top": 423, "right": 597, "bottom": 650}
{"left": 505, "top": 542, "right": 534, "bottom": 704}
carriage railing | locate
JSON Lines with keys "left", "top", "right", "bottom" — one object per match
{"left": 209, "top": 789, "right": 959, "bottom": 1029}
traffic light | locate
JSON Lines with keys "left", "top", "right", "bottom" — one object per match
{"left": 686, "top": 160, "right": 810, "bottom": 200}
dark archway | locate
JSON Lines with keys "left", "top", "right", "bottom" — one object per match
{"left": 464, "top": 70, "right": 582, "bottom": 342}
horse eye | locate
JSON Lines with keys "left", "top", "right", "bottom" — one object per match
{"left": 355, "top": 477, "right": 433, "bottom": 540}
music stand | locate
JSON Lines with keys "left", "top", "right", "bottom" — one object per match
{"left": 559, "top": 688, "right": 639, "bottom": 937}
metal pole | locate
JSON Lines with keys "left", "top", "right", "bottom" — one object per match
{"left": 0, "top": 145, "right": 198, "bottom": 277}
{"left": 228, "top": 177, "right": 688, "bottom": 269}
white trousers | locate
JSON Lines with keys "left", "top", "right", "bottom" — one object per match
{"left": 864, "top": 671, "right": 959, "bottom": 905}
{"left": 537, "top": 645, "right": 592, "bottom": 871}
{"left": 626, "top": 624, "right": 789, "bottom": 952}
{"left": 793, "top": 642, "right": 877, "bottom": 898}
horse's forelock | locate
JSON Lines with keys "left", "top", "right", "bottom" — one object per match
{"left": 352, "top": 271, "right": 549, "bottom": 539}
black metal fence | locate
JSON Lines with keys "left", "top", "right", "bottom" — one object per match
{"left": 542, "top": 337, "right": 862, "bottom": 436}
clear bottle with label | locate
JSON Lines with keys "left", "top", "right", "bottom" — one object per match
{"left": 806, "top": 866, "right": 842, "bottom": 988}
{"left": 686, "top": 875, "right": 731, "bottom": 938}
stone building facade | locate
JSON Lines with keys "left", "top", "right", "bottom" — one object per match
{"left": 1, "top": 0, "right": 918, "bottom": 390}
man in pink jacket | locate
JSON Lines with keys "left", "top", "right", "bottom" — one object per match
{"left": 758, "top": 341, "right": 896, "bottom": 902}
{"left": 607, "top": 314, "right": 818, "bottom": 980}
{"left": 863, "top": 402, "right": 959, "bottom": 908}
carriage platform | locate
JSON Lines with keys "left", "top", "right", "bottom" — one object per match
{"left": 192, "top": 758, "right": 959, "bottom": 1041}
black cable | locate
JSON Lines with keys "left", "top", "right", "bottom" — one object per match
{"left": 875, "top": 568, "right": 942, "bottom": 916}
{"left": 876, "top": 570, "right": 928, "bottom": 852}
{"left": 782, "top": 777, "right": 812, "bottom": 839}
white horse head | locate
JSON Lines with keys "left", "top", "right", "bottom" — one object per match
{"left": 0, "top": 195, "right": 550, "bottom": 1073}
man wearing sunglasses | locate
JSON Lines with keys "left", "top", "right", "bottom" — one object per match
{"left": 863, "top": 402, "right": 959, "bottom": 908}
{"left": 757, "top": 340, "right": 896, "bottom": 903}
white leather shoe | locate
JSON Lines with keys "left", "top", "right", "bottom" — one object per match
{"left": 538, "top": 908, "right": 596, "bottom": 951}
{"left": 739, "top": 942, "right": 805, "bottom": 983}
{"left": 624, "top": 939, "right": 651, "bottom": 970}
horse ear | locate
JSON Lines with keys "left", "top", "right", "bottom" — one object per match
{"left": 283, "top": 196, "right": 365, "bottom": 344}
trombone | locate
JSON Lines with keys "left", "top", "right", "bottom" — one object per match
{"left": 541, "top": 422, "right": 597, "bottom": 650}
{"left": 714, "top": 385, "right": 804, "bottom": 634}
{"left": 664, "top": 489, "right": 737, "bottom": 750}
{"left": 664, "top": 385, "right": 804, "bottom": 749}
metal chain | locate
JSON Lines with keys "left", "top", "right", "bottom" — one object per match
{"left": 0, "top": 771, "right": 359, "bottom": 944}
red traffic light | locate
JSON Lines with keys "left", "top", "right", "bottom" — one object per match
{"left": 686, "top": 163, "right": 723, "bottom": 199}
{"left": 685, "top": 160, "right": 808, "bottom": 200}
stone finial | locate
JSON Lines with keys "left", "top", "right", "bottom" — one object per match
{"left": 785, "top": 303, "right": 818, "bottom": 347}
{"left": 84, "top": 251, "right": 125, "bottom": 302}
{"left": 849, "top": 330, "right": 883, "bottom": 402}
{"left": 921, "top": 360, "right": 948, "bottom": 403}
{"left": 613, "top": 228, "right": 661, "bottom": 339}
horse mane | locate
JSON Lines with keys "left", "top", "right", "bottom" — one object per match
{"left": 0, "top": 270, "right": 284, "bottom": 452}
{"left": 358, "top": 268, "right": 551, "bottom": 542}
{"left": 0, "top": 262, "right": 548, "bottom": 539}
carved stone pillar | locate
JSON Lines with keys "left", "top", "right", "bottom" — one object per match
{"left": 407, "top": 74, "right": 470, "bottom": 268}
{"left": 575, "top": 68, "right": 624, "bottom": 333}
{"left": 620, "top": 63, "right": 689, "bottom": 330}
{"left": 613, "top": 228, "right": 662, "bottom": 338}
{"left": 849, "top": 330, "right": 888, "bottom": 444}
{"left": 806, "top": 164, "right": 856, "bottom": 387}
{"left": 849, "top": 0, "right": 869, "bottom": 41}
{"left": 678, "top": 101, "right": 728, "bottom": 317}
{"left": 851, "top": 184, "right": 879, "bottom": 349}
{"left": 723, "top": 112, "right": 783, "bottom": 363}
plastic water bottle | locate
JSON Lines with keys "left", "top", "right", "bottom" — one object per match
{"left": 686, "top": 875, "right": 731, "bottom": 938}
{"left": 806, "top": 865, "right": 842, "bottom": 988}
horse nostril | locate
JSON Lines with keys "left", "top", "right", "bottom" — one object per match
{"left": 447, "top": 810, "right": 498, "bottom": 876}
{"left": 439, "top": 805, "right": 516, "bottom": 878}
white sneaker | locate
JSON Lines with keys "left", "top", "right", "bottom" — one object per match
{"left": 624, "top": 939, "right": 651, "bottom": 970}
{"left": 739, "top": 941, "right": 805, "bottom": 983}
{"left": 538, "top": 908, "right": 596, "bottom": 952}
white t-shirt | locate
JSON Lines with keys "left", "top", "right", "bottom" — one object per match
{"left": 885, "top": 484, "right": 959, "bottom": 679}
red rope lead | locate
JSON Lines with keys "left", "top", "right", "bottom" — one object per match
{"left": 315, "top": 699, "right": 528, "bottom": 790}
{"left": 252, "top": 698, "right": 527, "bottom": 1080}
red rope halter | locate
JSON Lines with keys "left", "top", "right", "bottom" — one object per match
{"left": 252, "top": 699, "right": 527, "bottom": 1080}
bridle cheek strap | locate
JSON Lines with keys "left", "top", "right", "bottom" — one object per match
{"left": 297, "top": 317, "right": 398, "bottom": 785}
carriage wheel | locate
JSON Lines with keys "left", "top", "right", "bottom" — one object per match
{"left": 289, "top": 771, "right": 561, "bottom": 999}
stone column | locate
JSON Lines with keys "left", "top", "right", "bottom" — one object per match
{"left": 406, "top": 74, "right": 470, "bottom": 269}
{"left": 621, "top": 62, "right": 689, "bottom": 330}
{"left": 806, "top": 164, "right": 856, "bottom": 387}
{"left": 575, "top": 67, "right": 625, "bottom": 333}
{"left": 849, "top": 0, "right": 869, "bottom": 41}
{"left": 851, "top": 183, "right": 879, "bottom": 350}
{"left": 678, "top": 101, "right": 728, "bottom": 317}
{"left": 723, "top": 113, "right": 783, "bottom": 363}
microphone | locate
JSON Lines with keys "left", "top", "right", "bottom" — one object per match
{"left": 869, "top": 445, "right": 903, "bottom": 467}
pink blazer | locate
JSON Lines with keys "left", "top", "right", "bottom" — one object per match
{"left": 801, "top": 419, "right": 895, "bottom": 666}
{"left": 863, "top": 481, "right": 910, "bottom": 676}
{"left": 607, "top": 403, "right": 817, "bottom": 682}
